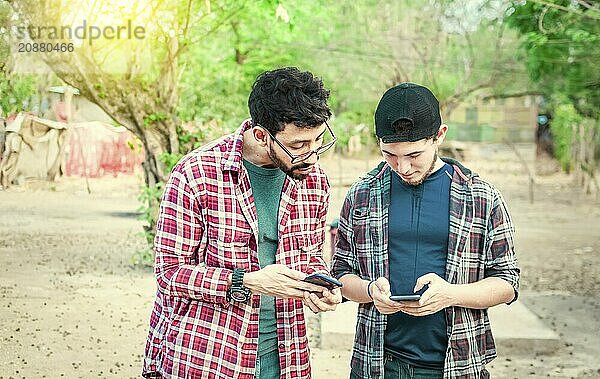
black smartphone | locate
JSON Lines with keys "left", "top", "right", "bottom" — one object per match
{"left": 302, "top": 273, "right": 343, "bottom": 290}
{"left": 389, "top": 294, "right": 421, "bottom": 301}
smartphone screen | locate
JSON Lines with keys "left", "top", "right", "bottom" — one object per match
{"left": 302, "top": 273, "right": 343, "bottom": 290}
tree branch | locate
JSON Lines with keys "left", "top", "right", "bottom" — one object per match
{"left": 182, "top": 0, "right": 192, "bottom": 39}
{"left": 538, "top": 6, "right": 549, "bottom": 34}
{"left": 528, "top": 0, "right": 600, "bottom": 20}
{"left": 481, "top": 90, "right": 543, "bottom": 100}
{"left": 172, "top": 3, "right": 246, "bottom": 60}
{"left": 574, "top": 0, "right": 596, "bottom": 11}
{"left": 442, "top": 81, "right": 492, "bottom": 118}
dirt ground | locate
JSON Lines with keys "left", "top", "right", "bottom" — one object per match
{"left": 1, "top": 143, "right": 600, "bottom": 379}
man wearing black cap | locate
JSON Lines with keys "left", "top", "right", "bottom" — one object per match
{"left": 331, "top": 83, "right": 520, "bottom": 378}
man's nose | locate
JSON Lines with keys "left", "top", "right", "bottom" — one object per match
{"left": 397, "top": 159, "right": 411, "bottom": 174}
{"left": 303, "top": 151, "right": 319, "bottom": 165}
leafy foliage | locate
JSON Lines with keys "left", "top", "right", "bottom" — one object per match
{"left": 507, "top": 0, "right": 600, "bottom": 182}
{"left": 133, "top": 182, "right": 164, "bottom": 267}
{"left": 507, "top": 0, "right": 599, "bottom": 117}
{"left": 0, "top": 74, "right": 38, "bottom": 115}
{"left": 0, "top": 2, "right": 38, "bottom": 115}
{"left": 552, "top": 103, "right": 581, "bottom": 172}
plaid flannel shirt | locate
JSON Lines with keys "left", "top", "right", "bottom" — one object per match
{"left": 143, "top": 120, "right": 330, "bottom": 379}
{"left": 331, "top": 158, "right": 520, "bottom": 379}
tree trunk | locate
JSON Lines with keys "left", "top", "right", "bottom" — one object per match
{"left": 137, "top": 119, "right": 179, "bottom": 187}
{"left": 11, "top": 0, "right": 181, "bottom": 188}
{"left": 39, "top": 54, "right": 181, "bottom": 185}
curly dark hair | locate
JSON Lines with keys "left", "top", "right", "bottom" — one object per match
{"left": 248, "top": 67, "right": 332, "bottom": 134}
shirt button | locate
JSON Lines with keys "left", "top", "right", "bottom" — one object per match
{"left": 278, "top": 343, "right": 285, "bottom": 350}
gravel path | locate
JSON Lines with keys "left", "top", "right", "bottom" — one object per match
{"left": 1, "top": 146, "right": 599, "bottom": 378}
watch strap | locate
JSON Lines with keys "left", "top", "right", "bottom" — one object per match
{"left": 232, "top": 267, "right": 245, "bottom": 287}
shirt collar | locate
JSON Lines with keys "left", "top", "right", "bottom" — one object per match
{"left": 367, "top": 158, "right": 476, "bottom": 187}
{"left": 222, "top": 119, "right": 252, "bottom": 172}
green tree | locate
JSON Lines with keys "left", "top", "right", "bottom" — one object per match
{"left": 288, "top": 0, "right": 530, "bottom": 146}
{"left": 507, "top": 0, "right": 600, "bottom": 193}
{"left": 7, "top": 0, "right": 256, "bottom": 187}
{"left": 0, "top": 1, "right": 38, "bottom": 116}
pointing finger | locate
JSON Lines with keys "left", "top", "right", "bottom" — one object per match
{"left": 414, "top": 273, "right": 436, "bottom": 293}
{"left": 374, "top": 277, "right": 390, "bottom": 294}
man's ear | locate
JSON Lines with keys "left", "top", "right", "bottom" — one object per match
{"left": 253, "top": 126, "right": 268, "bottom": 147}
{"left": 436, "top": 124, "right": 448, "bottom": 145}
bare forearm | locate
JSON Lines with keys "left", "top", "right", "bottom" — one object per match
{"left": 339, "top": 274, "right": 372, "bottom": 303}
{"left": 451, "top": 277, "right": 515, "bottom": 309}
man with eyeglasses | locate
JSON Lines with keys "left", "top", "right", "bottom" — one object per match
{"left": 331, "top": 83, "right": 520, "bottom": 378}
{"left": 143, "top": 67, "right": 341, "bottom": 379}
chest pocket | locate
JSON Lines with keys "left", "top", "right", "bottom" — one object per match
{"left": 353, "top": 207, "right": 386, "bottom": 278}
{"left": 205, "top": 226, "right": 253, "bottom": 270}
{"left": 279, "top": 233, "right": 318, "bottom": 273}
{"left": 352, "top": 207, "right": 372, "bottom": 245}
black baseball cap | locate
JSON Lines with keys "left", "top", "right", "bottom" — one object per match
{"left": 375, "top": 82, "right": 441, "bottom": 143}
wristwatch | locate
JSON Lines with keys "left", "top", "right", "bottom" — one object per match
{"left": 227, "top": 267, "right": 251, "bottom": 303}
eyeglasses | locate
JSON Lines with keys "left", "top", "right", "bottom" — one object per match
{"left": 256, "top": 121, "right": 337, "bottom": 164}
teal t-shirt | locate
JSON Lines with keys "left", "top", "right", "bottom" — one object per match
{"left": 242, "top": 159, "right": 286, "bottom": 356}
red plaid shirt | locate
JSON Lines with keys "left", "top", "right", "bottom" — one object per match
{"left": 143, "top": 120, "right": 330, "bottom": 378}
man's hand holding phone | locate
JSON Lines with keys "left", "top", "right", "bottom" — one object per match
{"left": 302, "top": 273, "right": 343, "bottom": 290}
{"left": 368, "top": 277, "right": 410, "bottom": 315}
{"left": 301, "top": 273, "right": 343, "bottom": 314}
{"left": 394, "top": 273, "right": 457, "bottom": 317}
{"left": 243, "top": 264, "right": 331, "bottom": 299}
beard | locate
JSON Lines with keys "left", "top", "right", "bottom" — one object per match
{"left": 267, "top": 143, "right": 313, "bottom": 180}
{"left": 404, "top": 151, "right": 438, "bottom": 186}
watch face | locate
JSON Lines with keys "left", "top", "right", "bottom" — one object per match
{"left": 230, "top": 288, "right": 250, "bottom": 302}
{"left": 228, "top": 267, "right": 250, "bottom": 303}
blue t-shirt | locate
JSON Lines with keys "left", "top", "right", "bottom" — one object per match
{"left": 384, "top": 163, "right": 453, "bottom": 369}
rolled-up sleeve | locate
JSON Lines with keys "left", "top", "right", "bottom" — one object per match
{"left": 331, "top": 191, "right": 359, "bottom": 280}
{"left": 484, "top": 188, "right": 520, "bottom": 304}
{"left": 154, "top": 163, "right": 231, "bottom": 305}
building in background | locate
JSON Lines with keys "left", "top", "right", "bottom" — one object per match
{"left": 445, "top": 95, "right": 539, "bottom": 143}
